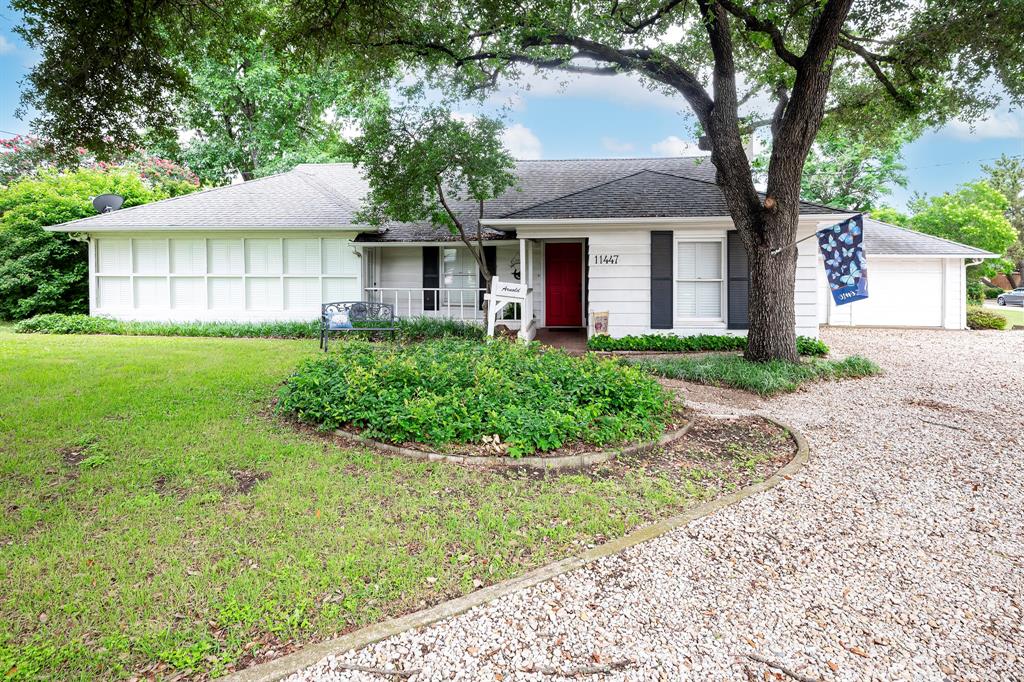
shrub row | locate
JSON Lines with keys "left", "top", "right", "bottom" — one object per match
{"left": 278, "top": 339, "right": 673, "bottom": 457}
{"left": 13, "top": 313, "right": 484, "bottom": 341}
{"left": 966, "top": 307, "right": 1009, "bottom": 330}
{"left": 587, "top": 333, "right": 829, "bottom": 357}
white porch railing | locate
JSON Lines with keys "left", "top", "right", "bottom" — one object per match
{"left": 363, "top": 287, "right": 521, "bottom": 322}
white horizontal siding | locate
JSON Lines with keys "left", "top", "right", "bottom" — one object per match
{"left": 89, "top": 231, "right": 360, "bottom": 321}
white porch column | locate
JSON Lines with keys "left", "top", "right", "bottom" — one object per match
{"left": 518, "top": 238, "right": 537, "bottom": 341}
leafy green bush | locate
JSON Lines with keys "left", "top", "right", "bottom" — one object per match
{"left": 587, "top": 333, "right": 829, "bottom": 357}
{"left": 14, "top": 313, "right": 484, "bottom": 341}
{"left": 966, "top": 281, "right": 985, "bottom": 305}
{"left": 966, "top": 307, "right": 1009, "bottom": 330}
{"left": 984, "top": 285, "right": 1005, "bottom": 299}
{"left": 0, "top": 168, "right": 200, "bottom": 320}
{"left": 636, "top": 354, "right": 881, "bottom": 397}
{"left": 278, "top": 339, "right": 674, "bottom": 457}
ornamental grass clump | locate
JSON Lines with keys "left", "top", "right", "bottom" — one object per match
{"left": 278, "top": 339, "right": 674, "bottom": 457}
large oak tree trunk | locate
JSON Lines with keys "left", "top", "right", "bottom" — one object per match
{"left": 746, "top": 236, "right": 799, "bottom": 363}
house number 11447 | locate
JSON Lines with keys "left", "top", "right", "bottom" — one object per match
{"left": 592, "top": 254, "right": 620, "bottom": 265}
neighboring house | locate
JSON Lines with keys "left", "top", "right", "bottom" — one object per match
{"left": 46, "top": 157, "right": 993, "bottom": 339}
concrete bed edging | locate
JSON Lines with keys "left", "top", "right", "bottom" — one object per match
{"left": 331, "top": 420, "right": 692, "bottom": 471}
{"left": 220, "top": 415, "right": 809, "bottom": 682}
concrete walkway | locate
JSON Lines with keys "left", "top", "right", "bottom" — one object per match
{"left": 289, "top": 328, "right": 1024, "bottom": 681}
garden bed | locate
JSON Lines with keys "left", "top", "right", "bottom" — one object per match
{"left": 278, "top": 339, "right": 675, "bottom": 458}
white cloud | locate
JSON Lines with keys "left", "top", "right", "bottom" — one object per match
{"left": 650, "top": 135, "right": 708, "bottom": 157}
{"left": 495, "top": 69, "right": 696, "bottom": 115}
{"left": 944, "top": 111, "right": 1023, "bottom": 140}
{"left": 0, "top": 36, "right": 14, "bottom": 55}
{"left": 502, "top": 123, "right": 543, "bottom": 159}
{"left": 601, "top": 137, "right": 636, "bottom": 154}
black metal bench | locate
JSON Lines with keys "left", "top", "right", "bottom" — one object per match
{"left": 320, "top": 301, "right": 397, "bottom": 351}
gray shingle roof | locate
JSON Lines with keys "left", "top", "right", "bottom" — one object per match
{"left": 862, "top": 217, "right": 995, "bottom": 257}
{"left": 46, "top": 165, "right": 370, "bottom": 230}
{"left": 354, "top": 157, "right": 724, "bottom": 242}
{"left": 43, "top": 159, "right": 994, "bottom": 258}
{"left": 501, "top": 169, "right": 842, "bottom": 220}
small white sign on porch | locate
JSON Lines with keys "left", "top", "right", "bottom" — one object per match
{"left": 492, "top": 279, "right": 526, "bottom": 300}
{"left": 484, "top": 276, "right": 527, "bottom": 337}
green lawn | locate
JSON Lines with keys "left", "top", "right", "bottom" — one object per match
{"left": 988, "top": 304, "right": 1024, "bottom": 326}
{"left": 0, "top": 332, "right": 705, "bottom": 680}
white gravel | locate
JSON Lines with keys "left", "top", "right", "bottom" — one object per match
{"left": 287, "top": 329, "right": 1024, "bottom": 682}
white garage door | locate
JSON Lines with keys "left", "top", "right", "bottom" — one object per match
{"left": 847, "top": 258, "right": 943, "bottom": 327}
{"left": 93, "top": 234, "right": 361, "bottom": 321}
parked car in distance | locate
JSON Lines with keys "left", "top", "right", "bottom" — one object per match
{"left": 996, "top": 287, "right": 1024, "bottom": 306}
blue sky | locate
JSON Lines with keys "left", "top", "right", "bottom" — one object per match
{"left": 1, "top": 5, "right": 1021, "bottom": 210}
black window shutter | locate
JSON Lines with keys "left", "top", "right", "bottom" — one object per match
{"left": 727, "top": 231, "right": 750, "bottom": 329}
{"left": 650, "top": 231, "right": 673, "bottom": 329}
{"left": 422, "top": 246, "right": 439, "bottom": 311}
{"left": 478, "top": 245, "right": 497, "bottom": 309}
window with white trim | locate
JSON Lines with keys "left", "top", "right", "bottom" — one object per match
{"left": 441, "top": 247, "right": 478, "bottom": 306}
{"left": 675, "top": 240, "right": 724, "bottom": 320}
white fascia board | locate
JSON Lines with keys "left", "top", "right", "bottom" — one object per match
{"left": 357, "top": 240, "right": 514, "bottom": 247}
{"left": 866, "top": 253, "right": 996, "bottom": 259}
{"left": 45, "top": 223, "right": 375, "bottom": 233}
{"left": 483, "top": 213, "right": 858, "bottom": 230}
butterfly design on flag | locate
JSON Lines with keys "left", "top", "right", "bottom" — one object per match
{"left": 817, "top": 215, "right": 868, "bottom": 306}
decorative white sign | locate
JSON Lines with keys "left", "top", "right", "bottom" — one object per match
{"left": 484, "top": 276, "right": 528, "bottom": 337}
{"left": 492, "top": 280, "right": 526, "bottom": 301}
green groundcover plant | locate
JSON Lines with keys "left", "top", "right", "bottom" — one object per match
{"left": 587, "top": 333, "right": 829, "bottom": 357}
{"left": 278, "top": 339, "right": 674, "bottom": 457}
{"left": 14, "top": 313, "right": 484, "bottom": 341}
{"left": 636, "top": 354, "right": 881, "bottom": 397}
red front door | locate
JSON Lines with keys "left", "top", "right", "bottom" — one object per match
{"left": 545, "top": 242, "right": 583, "bottom": 326}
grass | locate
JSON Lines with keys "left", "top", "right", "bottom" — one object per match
{"left": 0, "top": 330, "right": 707, "bottom": 680}
{"left": 12, "top": 313, "right": 484, "bottom": 341}
{"left": 635, "top": 353, "right": 881, "bottom": 396}
{"left": 987, "top": 305, "right": 1024, "bottom": 327}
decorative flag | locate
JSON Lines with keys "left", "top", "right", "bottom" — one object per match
{"left": 817, "top": 215, "right": 868, "bottom": 306}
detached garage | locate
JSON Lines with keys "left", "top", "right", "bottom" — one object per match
{"left": 818, "top": 218, "right": 993, "bottom": 329}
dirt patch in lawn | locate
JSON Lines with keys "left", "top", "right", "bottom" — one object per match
{"left": 658, "top": 378, "right": 764, "bottom": 410}
{"left": 230, "top": 469, "right": 271, "bottom": 494}
{"left": 504, "top": 413, "right": 796, "bottom": 500}
{"left": 612, "top": 414, "right": 793, "bottom": 491}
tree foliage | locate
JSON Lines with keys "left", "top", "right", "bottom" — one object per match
{"left": 756, "top": 125, "right": 910, "bottom": 211}
{"left": 981, "top": 154, "right": 1024, "bottom": 274}
{"left": 905, "top": 182, "right": 1016, "bottom": 258}
{"left": 0, "top": 134, "right": 200, "bottom": 195}
{"left": 349, "top": 102, "right": 517, "bottom": 285}
{"left": 151, "top": 35, "right": 362, "bottom": 184}
{"left": 0, "top": 168, "right": 197, "bottom": 320}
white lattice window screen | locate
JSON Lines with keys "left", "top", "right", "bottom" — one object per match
{"left": 97, "top": 239, "right": 131, "bottom": 274}
{"left": 171, "top": 239, "right": 205, "bottom": 274}
{"left": 675, "top": 241, "right": 723, "bottom": 319}
{"left": 245, "top": 239, "right": 282, "bottom": 275}
{"left": 284, "top": 239, "right": 319, "bottom": 275}
{"left": 207, "top": 239, "right": 243, "bottom": 274}
{"left": 94, "top": 236, "right": 358, "bottom": 315}
{"left": 132, "top": 239, "right": 167, "bottom": 274}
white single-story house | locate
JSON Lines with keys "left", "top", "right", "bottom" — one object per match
{"left": 47, "top": 157, "right": 994, "bottom": 339}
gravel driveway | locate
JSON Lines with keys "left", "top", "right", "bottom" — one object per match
{"left": 289, "top": 329, "right": 1024, "bottom": 681}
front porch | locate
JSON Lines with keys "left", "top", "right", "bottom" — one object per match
{"left": 359, "top": 237, "right": 588, "bottom": 341}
